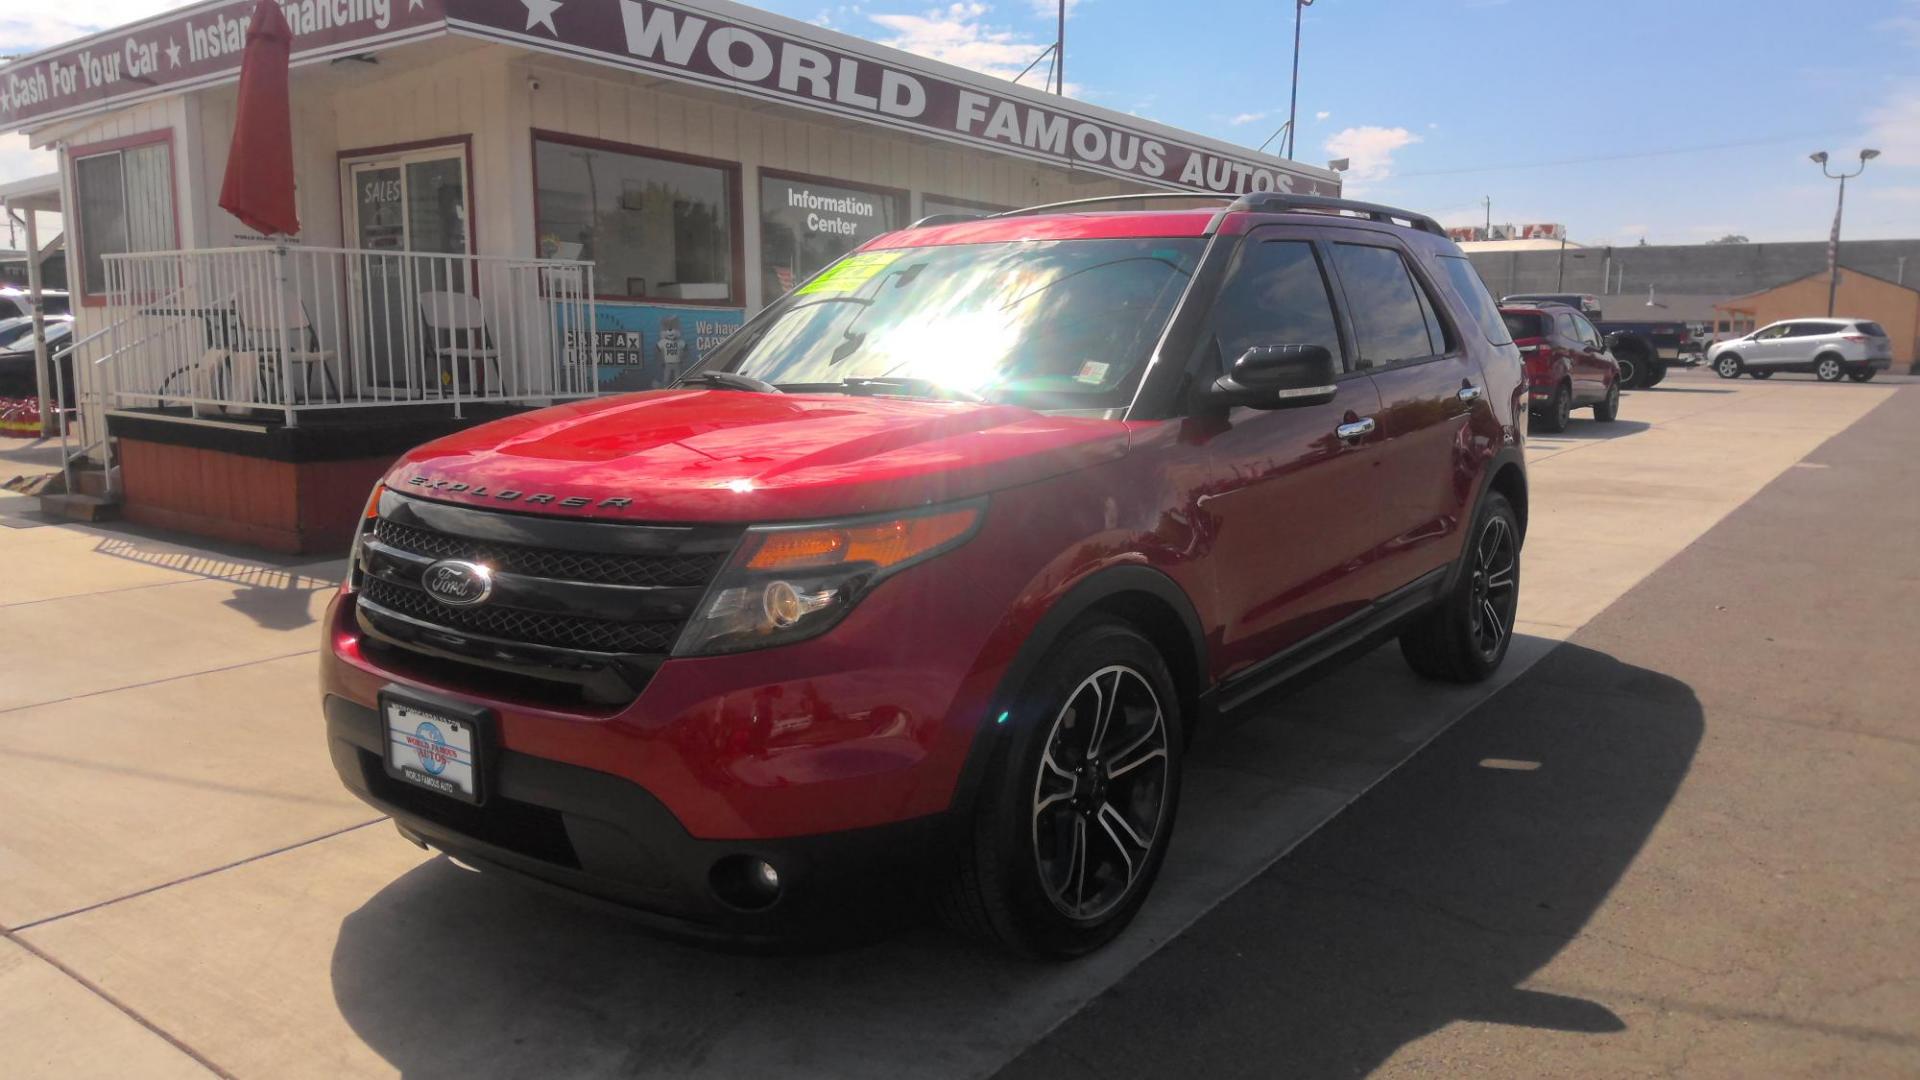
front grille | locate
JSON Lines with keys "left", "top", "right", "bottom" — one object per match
{"left": 362, "top": 577, "right": 681, "bottom": 654}
{"left": 373, "top": 517, "right": 721, "bottom": 587}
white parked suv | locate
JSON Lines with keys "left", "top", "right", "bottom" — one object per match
{"left": 1708, "top": 318, "right": 1894, "bottom": 382}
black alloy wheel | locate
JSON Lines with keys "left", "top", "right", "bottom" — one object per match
{"left": 1031, "top": 665, "right": 1171, "bottom": 922}
{"left": 1465, "top": 513, "right": 1520, "bottom": 664}
{"left": 1616, "top": 353, "right": 1641, "bottom": 387}
{"left": 1400, "top": 491, "right": 1521, "bottom": 684}
{"left": 940, "top": 619, "right": 1184, "bottom": 958}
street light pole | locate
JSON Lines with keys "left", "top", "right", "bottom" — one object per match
{"left": 1285, "top": 0, "right": 1313, "bottom": 158}
{"left": 1810, "top": 148, "right": 1879, "bottom": 317}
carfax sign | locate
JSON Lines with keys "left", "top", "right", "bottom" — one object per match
{"left": 566, "top": 302, "right": 746, "bottom": 393}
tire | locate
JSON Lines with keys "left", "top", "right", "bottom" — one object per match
{"left": 1536, "top": 381, "right": 1571, "bottom": 433}
{"left": 1849, "top": 370, "right": 1876, "bottom": 383}
{"left": 1647, "top": 363, "right": 1668, "bottom": 387}
{"left": 1749, "top": 371, "right": 1773, "bottom": 380}
{"left": 1400, "top": 491, "right": 1521, "bottom": 684}
{"left": 1593, "top": 378, "right": 1619, "bottom": 422}
{"left": 942, "top": 617, "right": 1184, "bottom": 958}
{"left": 1615, "top": 350, "right": 1642, "bottom": 388}
{"left": 1714, "top": 353, "right": 1744, "bottom": 379}
{"left": 1815, "top": 354, "right": 1846, "bottom": 382}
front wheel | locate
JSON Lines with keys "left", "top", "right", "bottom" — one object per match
{"left": 1401, "top": 491, "right": 1521, "bottom": 683}
{"left": 1815, "top": 355, "right": 1846, "bottom": 382}
{"left": 942, "top": 619, "right": 1183, "bottom": 958}
{"left": 1615, "top": 352, "right": 1642, "bottom": 388}
{"left": 1849, "top": 370, "right": 1876, "bottom": 383}
{"left": 1593, "top": 379, "right": 1620, "bottom": 422}
{"left": 1715, "top": 354, "right": 1744, "bottom": 379}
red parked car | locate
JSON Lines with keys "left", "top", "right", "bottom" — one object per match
{"left": 1501, "top": 302, "right": 1621, "bottom": 432}
{"left": 322, "top": 194, "right": 1529, "bottom": 957}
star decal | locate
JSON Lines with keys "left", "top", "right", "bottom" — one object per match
{"left": 165, "top": 39, "right": 183, "bottom": 68}
{"left": 408, "top": 0, "right": 423, "bottom": 9}
{"left": 521, "top": 0, "right": 562, "bottom": 35}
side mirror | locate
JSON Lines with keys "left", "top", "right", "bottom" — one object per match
{"left": 1200, "top": 344, "right": 1339, "bottom": 410}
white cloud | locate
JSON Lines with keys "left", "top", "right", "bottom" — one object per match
{"left": 870, "top": 3, "right": 1066, "bottom": 87}
{"left": 0, "top": 133, "right": 55, "bottom": 188}
{"left": 1863, "top": 82, "right": 1920, "bottom": 168}
{"left": 1314, "top": 110, "right": 1330, "bottom": 121}
{"left": 2, "top": 2, "right": 185, "bottom": 56}
{"left": 1323, "top": 125, "right": 1419, "bottom": 188}
{"left": 1227, "top": 111, "right": 1266, "bottom": 126}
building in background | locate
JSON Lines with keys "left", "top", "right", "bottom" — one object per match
{"left": 1714, "top": 269, "right": 1920, "bottom": 371}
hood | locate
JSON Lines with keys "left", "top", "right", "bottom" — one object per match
{"left": 387, "top": 389, "right": 1132, "bottom": 523}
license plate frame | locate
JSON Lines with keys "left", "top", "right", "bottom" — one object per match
{"left": 380, "top": 686, "right": 493, "bottom": 806}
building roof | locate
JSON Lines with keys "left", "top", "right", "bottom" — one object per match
{"left": 1717, "top": 265, "right": 1920, "bottom": 307}
{"left": 0, "top": 172, "right": 60, "bottom": 213}
{"left": 0, "top": 0, "right": 1336, "bottom": 200}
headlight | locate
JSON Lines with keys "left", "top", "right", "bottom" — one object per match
{"left": 343, "top": 481, "right": 384, "bottom": 594}
{"left": 673, "top": 500, "right": 985, "bottom": 656}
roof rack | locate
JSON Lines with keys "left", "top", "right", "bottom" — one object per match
{"left": 1225, "top": 193, "right": 1447, "bottom": 236}
{"left": 990, "top": 193, "right": 1235, "bottom": 218}
{"left": 988, "top": 191, "right": 1447, "bottom": 237}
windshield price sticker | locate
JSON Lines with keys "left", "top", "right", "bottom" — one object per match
{"left": 796, "top": 251, "right": 905, "bottom": 296}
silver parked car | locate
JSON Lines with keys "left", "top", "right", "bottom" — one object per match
{"left": 1708, "top": 318, "right": 1894, "bottom": 382}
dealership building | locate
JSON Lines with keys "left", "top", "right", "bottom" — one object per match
{"left": 0, "top": 0, "right": 1337, "bottom": 550}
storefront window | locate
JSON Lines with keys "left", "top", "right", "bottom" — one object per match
{"left": 534, "top": 135, "right": 736, "bottom": 303}
{"left": 759, "top": 174, "right": 902, "bottom": 299}
{"left": 74, "top": 140, "right": 175, "bottom": 297}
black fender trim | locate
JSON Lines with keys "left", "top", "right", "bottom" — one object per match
{"left": 943, "top": 564, "right": 1208, "bottom": 821}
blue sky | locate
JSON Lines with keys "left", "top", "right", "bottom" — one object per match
{"left": 6, "top": 0, "right": 1918, "bottom": 244}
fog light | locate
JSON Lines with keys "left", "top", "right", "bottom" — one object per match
{"left": 710, "top": 854, "right": 784, "bottom": 910}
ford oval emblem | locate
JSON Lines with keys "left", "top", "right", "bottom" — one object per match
{"left": 422, "top": 560, "right": 494, "bottom": 607}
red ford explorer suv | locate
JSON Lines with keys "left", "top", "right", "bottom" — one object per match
{"left": 323, "top": 193, "right": 1528, "bottom": 957}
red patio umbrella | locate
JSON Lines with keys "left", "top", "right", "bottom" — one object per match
{"left": 218, "top": 0, "right": 300, "bottom": 237}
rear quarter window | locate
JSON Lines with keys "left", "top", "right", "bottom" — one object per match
{"left": 1440, "top": 256, "right": 1513, "bottom": 346}
{"left": 1856, "top": 322, "right": 1888, "bottom": 337}
{"left": 1501, "top": 312, "right": 1544, "bottom": 339}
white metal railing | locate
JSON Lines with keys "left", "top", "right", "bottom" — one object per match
{"left": 95, "top": 245, "right": 599, "bottom": 425}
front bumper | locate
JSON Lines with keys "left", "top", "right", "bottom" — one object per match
{"left": 326, "top": 693, "right": 947, "bottom": 938}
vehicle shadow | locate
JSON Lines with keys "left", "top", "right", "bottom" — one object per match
{"left": 1547, "top": 418, "right": 1652, "bottom": 440}
{"left": 999, "top": 642, "right": 1704, "bottom": 1078}
{"left": 325, "top": 644, "right": 1698, "bottom": 1079}
{"left": 1638, "top": 385, "right": 1733, "bottom": 393}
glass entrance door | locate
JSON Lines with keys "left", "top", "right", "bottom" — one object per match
{"left": 344, "top": 147, "right": 470, "bottom": 396}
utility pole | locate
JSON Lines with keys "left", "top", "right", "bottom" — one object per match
{"left": 1810, "top": 148, "right": 1879, "bottom": 317}
{"left": 1055, "top": 0, "right": 1065, "bottom": 94}
{"left": 1482, "top": 195, "right": 1491, "bottom": 238}
{"left": 1285, "top": 1, "right": 1312, "bottom": 158}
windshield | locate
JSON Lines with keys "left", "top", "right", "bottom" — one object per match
{"left": 707, "top": 237, "right": 1205, "bottom": 409}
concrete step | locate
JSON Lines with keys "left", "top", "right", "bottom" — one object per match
{"left": 37, "top": 492, "right": 120, "bottom": 522}
{"left": 73, "top": 466, "right": 116, "bottom": 499}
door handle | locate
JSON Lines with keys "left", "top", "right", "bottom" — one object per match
{"left": 1336, "top": 417, "right": 1376, "bottom": 441}
{"left": 1457, "top": 384, "right": 1484, "bottom": 403}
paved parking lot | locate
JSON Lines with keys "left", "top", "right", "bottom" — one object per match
{"left": 1, "top": 367, "right": 1914, "bottom": 1078}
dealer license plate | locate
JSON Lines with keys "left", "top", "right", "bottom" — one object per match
{"left": 383, "top": 696, "right": 484, "bottom": 804}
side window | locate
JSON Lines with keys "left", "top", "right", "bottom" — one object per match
{"left": 1756, "top": 324, "right": 1791, "bottom": 340}
{"left": 1210, "top": 238, "right": 1344, "bottom": 370}
{"left": 1330, "top": 242, "right": 1439, "bottom": 368}
{"left": 1437, "top": 255, "right": 1513, "bottom": 346}
{"left": 1555, "top": 313, "right": 1578, "bottom": 341}
{"left": 1571, "top": 313, "right": 1600, "bottom": 347}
